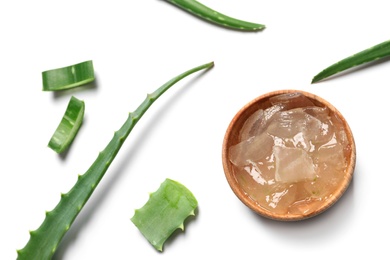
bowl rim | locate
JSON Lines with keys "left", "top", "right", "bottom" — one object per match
{"left": 222, "top": 89, "right": 356, "bottom": 221}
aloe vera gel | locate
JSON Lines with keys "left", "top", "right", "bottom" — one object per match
{"left": 229, "top": 93, "right": 351, "bottom": 216}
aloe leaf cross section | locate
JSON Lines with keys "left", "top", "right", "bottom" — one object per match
{"left": 48, "top": 96, "right": 85, "bottom": 153}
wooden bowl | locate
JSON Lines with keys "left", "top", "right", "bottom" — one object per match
{"left": 222, "top": 90, "right": 356, "bottom": 221}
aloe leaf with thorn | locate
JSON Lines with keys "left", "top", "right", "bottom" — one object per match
{"left": 165, "top": 0, "right": 265, "bottom": 31}
{"left": 17, "top": 61, "right": 214, "bottom": 260}
{"left": 312, "top": 39, "right": 390, "bottom": 83}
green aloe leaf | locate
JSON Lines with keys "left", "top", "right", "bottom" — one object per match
{"left": 165, "top": 0, "right": 265, "bottom": 31}
{"left": 131, "top": 178, "right": 198, "bottom": 251}
{"left": 48, "top": 96, "right": 85, "bottom": 153}
{"left": 17, "top": 61, "right": 214, "bottom": 260}
{"left": 312, "top": 40, "right": 390, "bottom": 83}
{"left": 42, "top": 60, "right": 95, "bottom": 91}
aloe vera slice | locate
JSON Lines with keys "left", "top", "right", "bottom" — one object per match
{"left": 312, "top": 40, "right": 390, "bottom": 83}
{"left": 42, "top": 60, "right": 95, "bottom": 91}
{"left": 16, "top": 61, "right": 213, "bottom": 260}
{"left": 131, "top": 178, "right": 198, "bottom": 251}
{"left": 165, "top": 0, "right": 265, "bottom": 31}
{"left": 48, "top": 96, "right": 85, "bottom": 153}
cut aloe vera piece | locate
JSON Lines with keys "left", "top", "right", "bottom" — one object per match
{"left": 42, "top": 60, "right": 95, "bottom": 91}
{"left": 131, "top": 178, "right": 198, "bottom": 251}
{"left": 48, "top": 96, "right": 85, "bottom": 153}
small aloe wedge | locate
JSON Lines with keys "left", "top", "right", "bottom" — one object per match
{"left": 165, "top": 0, "right": 265, "bottom": 31}
{"left": 17, "top": 61, "right": 214, "bottom": 260}
{"left": 312, "top": 39, "right": 390, "bottom": 83}
{"left": 131, "top": 178, "right": 198, "bottom": 251}
{"left": 48, "top": 96, "right": 85, "bottom": 153}
{"left": 42, "top": 60, "right": 95, "bottom": 91}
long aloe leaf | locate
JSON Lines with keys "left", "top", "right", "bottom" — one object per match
{"left": 17, "top": 61, "right": 214, "bottom": 260}
{"left": 312, "top": 40, "right": 390, "bottom": 83}
{"left": 48, "top": 96, "right": 85, "bottom": 153}
{"left": 131, "top": 178, "right": 198, "bottom": 251}
{"left": 42, "top": 60, "right": 95, "bottom": 91}
{"left": 165, "top": 0, "right": 265, "bottom": 31}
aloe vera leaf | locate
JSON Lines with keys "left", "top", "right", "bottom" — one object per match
{"left": 131, "top": 178, "right": 198, "bottom": 251}
{"left": 48, "top": 96, "right": 85, "bottom": 153}
{"left": 42, "top": 60, "right": 95, "bottom": 91}
{"left": 165, "top": 0, "right": 265, "bottom": 31}
{"left": 312, "top": 40, "right": 390, "bottom": 83}
{"left": 16, "top": 61, "right": 214, "bottom": 260}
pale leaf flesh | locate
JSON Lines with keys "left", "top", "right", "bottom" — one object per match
{"left": 131, "top": 178, "right": 198, "bottom": 251}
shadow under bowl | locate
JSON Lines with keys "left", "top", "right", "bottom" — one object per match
{"left": 222, "top": 89, "right": 356, "bottom": 221}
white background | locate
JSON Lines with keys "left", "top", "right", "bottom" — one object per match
{"left": 1, "top": 0, "right": 389, "bottom": 259}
